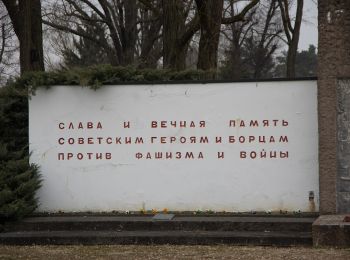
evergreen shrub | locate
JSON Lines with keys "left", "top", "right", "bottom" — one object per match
{"left": 0, "top": 86, "right": 41, "bottom": 221}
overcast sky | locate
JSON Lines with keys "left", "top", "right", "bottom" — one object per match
{"left": 299, "top": 1, "right": 318, "bottom": 50}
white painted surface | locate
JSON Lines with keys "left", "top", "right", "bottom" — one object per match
{"left": 29, "top": 81, "right": 319, "bottom": 212}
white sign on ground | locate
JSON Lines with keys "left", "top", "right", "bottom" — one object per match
{"left": 29, "top": 81, "right": 319, "bottom": 212}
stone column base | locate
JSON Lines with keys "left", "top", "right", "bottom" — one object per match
{"left": 313, "top": 215, "right": 350, "bottom": 247}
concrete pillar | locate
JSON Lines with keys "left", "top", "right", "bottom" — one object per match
{"left": 318, "top": 0, "right": 350, "bottom": 214}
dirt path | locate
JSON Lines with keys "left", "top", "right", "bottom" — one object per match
{"left": 0, "top": 245, "right": 350, "bottom": 260}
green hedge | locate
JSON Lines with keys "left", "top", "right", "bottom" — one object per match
{"left": 14, "top": 65, "right": 210, "bottom": 93}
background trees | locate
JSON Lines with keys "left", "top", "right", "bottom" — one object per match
{"left": 274, "top": 44, "right": 317, "bottom": 78}
{"left": 0, "top": 0, "right": 315, "bottom": 80}
{"left": 221, "top": 0, "right": 283, "bottom": 79}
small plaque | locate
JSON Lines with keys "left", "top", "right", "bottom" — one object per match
{"left": 152, "top": 213, "right": 175, "bottom": 221}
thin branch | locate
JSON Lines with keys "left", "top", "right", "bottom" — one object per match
{"left": 43, "top": 20, "right": 99, "bottom": 43}
{"left": 0, "top": 24, "right": 5, "bottom": 64}
{"left": 222, "top": 0, "right": 259, "bottom": 24}
{"left": 277, "top": 0, "right": 292, "bottom": 42}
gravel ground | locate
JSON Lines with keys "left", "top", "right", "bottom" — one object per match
{"left": 0, "top": 245, "right": 349, "bottom": 260}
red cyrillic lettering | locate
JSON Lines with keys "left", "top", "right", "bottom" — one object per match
{"left": 280, "top": 151, "right": 289, "bottom": 158}
{"left": 88, "top": 137, "right": 93, "bottom": 144}
{"left": 250, "top": 120, "right": 259, "bottom": 127}
{"left": 180, "top": 137, "right": 186, "bottom": 143}
{"left": 250, "top": 151, "right": 257, "bottom": 159}
{"left": 279, "top": 136, "right": 288, "bottom": 143}
{"left": 176, "top": 152, "right": 181, "bottom": 159}
{"left": 135, "top": 137, "right": 144, "bottom": 144}
{"left": 160, "top": 137, "right": 166, "bottom": 144}
{"left": 179, "top": 121, "right": 186, "bottom": 127}
{"left": 200, "top": 136, "right": 209, "bottom": 143}
{"left": 58, "top": 153, "right": 64, "bottom": 160}
{"left": 190, "top": 137, "right": 196, "bottom": 143}
{"left": 124, "top": 121, "right": 130, "bottom": 128}
{"left": 185, "top": 152, "right": 194, "bottom": 159}
{"left": 239, "top": 136, "right": 246, "bottom": 143}
{"left": 259, "top": 136, "right": 266, "bottom": 143}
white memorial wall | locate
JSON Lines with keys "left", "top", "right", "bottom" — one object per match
{"left": 29, "top": 81, "right": 319, "bottom": 212}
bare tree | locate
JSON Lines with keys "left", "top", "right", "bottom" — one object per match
{"left": 162, "top": 0, "right": 197, "bottom": 70}
{"left": 2, "top": 0, "right": 44, "bottom": 74}
{"left": 138, "top": 0, "right": 162, "bottom": 68}
{"left": 221, "top": 0, "right": 282, "bottom": 79}
{"left": 195, "top": 0, "right": 259, "bottom": 75}
{"left": 278, "top": 0, "right": 303, "bottom": 77}
{"left": 248, "top": 0, "right": 282, "bottom": 78}
{"left": 43, "top": 0, "right": 138, "bottom": 66}
{"left": 0, "top": 3, "right": 19, "bottom": 84}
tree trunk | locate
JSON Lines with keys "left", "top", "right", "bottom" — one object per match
{"left": 3, "top": 0, "right": 44, "bottom": 74}
{"left": 138, "top": 1, "right": 162, "bottom": 68}
{"left": 123, "top": 0, "right": 137, "bottom": 65}
{"left": 279, "top": 0, "right": 303, "bottom": 78}
{"left": 162, "top": 0, "right": 187, "bottom": 70}
{"left": 286, "top": 42, "right": 297, "bottom": 77}
{"left": 19, "top": 0, "right": 45, "bottom": 74}
{"left": 196, "top": 0, "right": 224, "bottom": 74}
